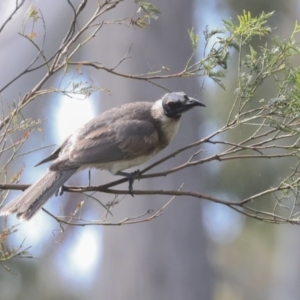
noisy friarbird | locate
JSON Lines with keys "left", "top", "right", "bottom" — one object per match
{"left": 0, "top": 92, "right": 205, "bottom": 220}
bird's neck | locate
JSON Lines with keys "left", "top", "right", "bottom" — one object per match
{"left": 151, "top": 100, "right": 181, "bottom": 149}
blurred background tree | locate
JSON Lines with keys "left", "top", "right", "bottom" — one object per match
{"left": 1, "top": 1, "right": 300, "bottom": 300}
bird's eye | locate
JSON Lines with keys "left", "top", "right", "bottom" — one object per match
{"left": 183, "top": 95, "right": 189, "bottom": 101}
{"left": 166, "top": 99, "right": 177, "bottom": 107}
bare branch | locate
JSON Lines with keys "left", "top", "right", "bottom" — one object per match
{"left": 0, "top": 0, "right": 26, "bottom": 33}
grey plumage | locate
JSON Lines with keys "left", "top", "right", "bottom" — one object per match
{"left": 0, "top": 92, "right": 205, "bottom": 220}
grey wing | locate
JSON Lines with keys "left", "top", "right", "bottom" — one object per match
{"left": 50, "top": 119, "right": 159, "bottom": 170}
{"left": 35, "top": 136, "right": 70, "bottom": 167}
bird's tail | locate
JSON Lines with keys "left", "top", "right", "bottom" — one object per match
{"left": 0, "top": 168, "right": 78, "bottom": 221}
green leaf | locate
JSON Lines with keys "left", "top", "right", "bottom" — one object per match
{"left": 223, "top": 10, "right": 273, "bottom": 45}
{"left": 188, "top": 27, "right": 199, "bottom": 50}
{"left": 135, "top": 0, "right": 160, "bottom": 20}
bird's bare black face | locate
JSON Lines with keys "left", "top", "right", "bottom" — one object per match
{"left": 162, "top": 92, "right": 205, "bottom": 118}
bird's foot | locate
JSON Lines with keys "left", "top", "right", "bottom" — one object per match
{"left": 117, "top": 170, "right": 141, "bottom": 197}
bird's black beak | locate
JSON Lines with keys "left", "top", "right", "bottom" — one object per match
{"left": 186, "top": 97, "right": 206, "bottom": 108}
{"left": 173, "top": 96, "right": 205, "bottom": 116}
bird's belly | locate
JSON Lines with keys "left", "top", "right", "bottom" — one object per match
{"left": 110, "top": 153, "right": 157, "bottom": 174}
{"left": 81, "top": 153, "right": 156, "bottom": 175}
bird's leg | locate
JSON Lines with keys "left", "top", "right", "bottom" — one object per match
{"left": 88, "top": 169, "right": 91, "bottom": 186}
{"left": 55, "top": 186, "right": 64, "bottom": 196}
{"left": 55, "top": 170, "right": 93, "bottom": 198}
{"left": 117, "top": 170, "right": 141, "bottom": 197}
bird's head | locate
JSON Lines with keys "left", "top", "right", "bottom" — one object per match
{"left": 161, "top": 92, "right": 205, "bottom": 118}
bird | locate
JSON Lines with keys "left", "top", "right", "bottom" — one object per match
{"left": 0, "top": 92, "right": 205, "bottom": 220}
